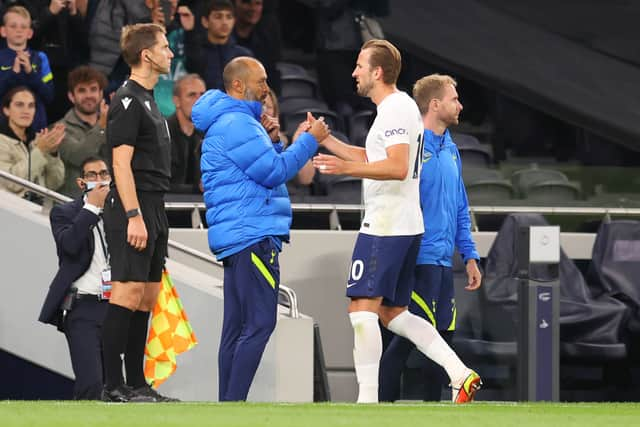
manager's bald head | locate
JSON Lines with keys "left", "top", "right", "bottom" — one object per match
{"left": 223, "top": 57, "right": 269, "bottom": 102}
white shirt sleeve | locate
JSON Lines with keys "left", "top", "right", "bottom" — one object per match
{"left": 377, "top": 96, "right": 415, "bottom": 148}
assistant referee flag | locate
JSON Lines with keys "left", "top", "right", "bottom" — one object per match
{"left": 144, "top": 270, "right": 198, "bottom": 387}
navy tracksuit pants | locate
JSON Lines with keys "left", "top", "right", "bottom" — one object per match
{"left": 379, "top": 264, "right": 455, "bottom": 402}
{"left": 218, "top": 239, "right": 280, "bottom": 401}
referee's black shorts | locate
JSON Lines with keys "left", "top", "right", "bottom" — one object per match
{"left": 103, "top": 189, "right": 168, "bottom": 283}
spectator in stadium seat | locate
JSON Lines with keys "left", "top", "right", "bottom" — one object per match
{"left": 232, "top": 0, "right": 281, "bottom": 94}
{"left": 38, "top": 156, "right": 111, "bottom": 400}
{"left": 167, "top": 73, "right": 205, "bottom": 193}
{"left": 0, "top": 5, "right": 54, "bottom": 131}
{"left": 193, "top": 56, "right": 328, "bottom": 401}
{"left": 155, "top": 0, "right": 188, "bottom": 116}
{"left": 379, "top": 74, "right": 482, "bottom": 402}
{"left": 0, "top": 85, "right": 64, "bottom": 197}
{"left": 88, "top": 0, "right": 166, "bottom": 93}
{"left": 57, "top": 65, "right": 109, "bottom": 198}
{"left": 30, "top": 0, "right": 90, "bottom": 124}
{"left": 184, "top": 0, "right": 252, "bottom": 91}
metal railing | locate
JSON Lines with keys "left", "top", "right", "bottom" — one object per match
{"left": 168, "top": 240, "right": 299, "bottom": 318}
{"left": 165, "top": 199, "right": 640, "bottom": 230}
{"left": 0, "top": 170, "right": 300, "bottom": 318}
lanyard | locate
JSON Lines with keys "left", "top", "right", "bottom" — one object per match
{"left": 95, "top": 221, "right": 109, "bottom": 264}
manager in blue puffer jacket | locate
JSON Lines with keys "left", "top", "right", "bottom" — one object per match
{"left": 380, "top": 74, "right": 482, "bottom": 402}
{"left": 192, "top": 57, "right": 330, "bottom": 401}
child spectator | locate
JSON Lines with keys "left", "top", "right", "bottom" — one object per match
{"left": 0, "top": 5, "right": 54, "bottom": 131}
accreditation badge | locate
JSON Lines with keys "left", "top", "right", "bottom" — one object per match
{"left": 100, "top": 268, "right": 112, "bottom": 300}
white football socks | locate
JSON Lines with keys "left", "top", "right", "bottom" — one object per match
{"left": 349, "top": 311, "right": 382, "bottom": 403}
{"left": 386, "top": 310, "right": 468, "bottom": 386}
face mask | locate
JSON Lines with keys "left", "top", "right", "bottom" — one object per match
{"left": 85, "top": 181, "right": 110, "bottom": 191}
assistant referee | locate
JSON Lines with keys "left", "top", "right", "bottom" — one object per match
{"left": 100, "top": 23, "right": 175, "bottom": 402}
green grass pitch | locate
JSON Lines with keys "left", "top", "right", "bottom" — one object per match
{"left": 2, "top": 401, "right": 640, "bottom": 427}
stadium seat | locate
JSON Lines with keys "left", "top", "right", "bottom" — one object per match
{"left": 451, "top": 132, "right": 482, "bottom": 146}
{"left": 523, "top": 181, "right": 582, "bottom": 202}
{"left": 279, "top": 97, "right": 328, "bottom": 115}
{"left": 511, "top": 165, "right": 568, "bottom": 188}
{"left": 587, "top": 192, "right": 640, "bottom": 208}
{"left": 481, "top": 214, "right": 628, "bottom": 359}
{"left": 325, "top": 176, "right": 362, "bottom": 204}
{"left": 587, "top": 220, "right": 640, "bottom": 337}
{"left": 276, "top": 61, "right": 312, "bottom": 79}
{"left": 466, "top": 181, "right": 514, "bottom": 203}
{"left": 463, "top": 167, "right": 515, "bottom": 203}
{"left": 280, "top": 75, "right": 320, "bottom": 99}
{"left": 458, "top": 145, "right": 493, "bottom": 167}
{"left": 451, "top": 132, "right": 493, "bottom": 167}
{"left": 511, "top": 165, "right": 581, "bottom": 200}
{"left": 348, "top": 110, "right": 376, "bottom": 147}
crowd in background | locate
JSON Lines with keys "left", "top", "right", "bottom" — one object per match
{"left": 0, "top": 0, "right": 291, "bottom": 199}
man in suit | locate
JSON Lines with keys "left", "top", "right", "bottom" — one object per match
{"left": 38, "top": 156, "right": 116, "bottom": 400}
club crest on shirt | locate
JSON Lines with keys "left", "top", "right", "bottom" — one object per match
{"left": 423, "top": 151, "right": 433, "bottom": 163}
{"left": 144, "top": 100, "right": 151, "bottom": 110}
{"left": 121, "top": 97, "right": 132, "bottom": 110}
{"left": 452, "top": 153, "right": 458, "bottom": 162}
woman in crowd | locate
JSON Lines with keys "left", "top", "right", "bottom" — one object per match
{"left": 0, "top": 86, "right": 65, "bottom": 197}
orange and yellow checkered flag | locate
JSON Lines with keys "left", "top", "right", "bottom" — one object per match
{"left": 144, "top": 269, "right": 198, "bottom": 388}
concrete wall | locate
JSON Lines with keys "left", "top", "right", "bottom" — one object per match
{"left": 0, "top": 190, "right": 314, "bottom": 402}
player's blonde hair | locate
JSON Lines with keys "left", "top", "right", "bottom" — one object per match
{"left": 413, "top": 74, "right": 457, "bottom": 115}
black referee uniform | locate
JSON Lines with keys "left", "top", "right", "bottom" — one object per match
{"left": 103, "top": 79, "right": 171, "bottom": 283}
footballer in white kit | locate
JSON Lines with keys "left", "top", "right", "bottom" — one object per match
{"left": 347, "top": 91, "right": 425, "bottom": 305}
{"left": 312, "top": 40, "right": 479, "bottom": 404}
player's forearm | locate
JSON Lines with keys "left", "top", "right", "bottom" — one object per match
{"left": 296, "top": 160, "right": 315, "bottom": 185}
{"left": 342, "top": 157, "right": 408, "bottom": 181}
{"left": 323, "top": 134, "right": 367, "bottom": 162}
{"left": 113, "top": 157, "right": 140, "bottom": 212}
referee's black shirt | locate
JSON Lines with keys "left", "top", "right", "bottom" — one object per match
{"left": 107, "top": 79, "right": 171, "bottom": 192}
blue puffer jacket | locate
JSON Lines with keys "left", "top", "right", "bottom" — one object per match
{"left": 418, "top": 129, "right": 479, "bottom": 266}
{"left": 192, "top": 90, "right": 318, "bottom": 260}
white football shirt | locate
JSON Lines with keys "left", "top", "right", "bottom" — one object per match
{"left": 360, "top": 91, "right": 424, "bottom": 236}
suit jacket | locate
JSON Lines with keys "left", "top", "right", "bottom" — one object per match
{"left": 38, "top": 198, "right": 100, "bottom": 329}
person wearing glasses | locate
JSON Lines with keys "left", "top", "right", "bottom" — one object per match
{"left": 39, "top": 156, "right": 112, "bottom": 400}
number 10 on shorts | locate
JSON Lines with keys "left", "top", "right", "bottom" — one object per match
{"left": 348, "top": 259, "right": 365, "bottom": 286}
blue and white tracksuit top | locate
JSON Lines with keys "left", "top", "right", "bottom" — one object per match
{"left": 418, "top": 129, "right": 479, "bottom": 266}
{"left": 192, "top": 90, "right": 318, "bottom": 260}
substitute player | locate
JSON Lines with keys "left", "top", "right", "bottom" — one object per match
{"left": 101, "top": 23, "right": 176, "bottom": 402}
{"left": 313, "top": 40, "right": 481, "bottom": 404}
{"left": 379, "top": 74, "right": 482, "bottom": 402}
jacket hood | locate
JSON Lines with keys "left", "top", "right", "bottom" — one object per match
{"left": 423, "top": 128, "right": 455, "bottom": 152}
{"left": 192, "top": 89, "right": 263, "bottom": 133}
